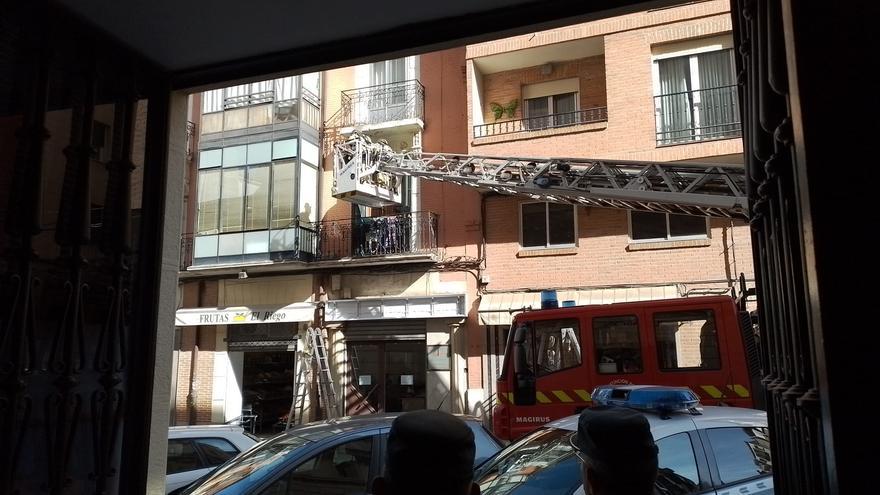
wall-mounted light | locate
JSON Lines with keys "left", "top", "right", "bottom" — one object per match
{"left": 238, "top": 270, "right": 248, "bottom": 279}
{"left": 540, "top": 63, "right": 553, "bottom": 76}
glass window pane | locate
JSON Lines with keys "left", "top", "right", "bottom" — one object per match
{"left": 525, "top": 97, "right": 550, "bottom": 117}
{"left": 521, "top": 203, "right": 547, "bottom": 248}
{"left": 199, "top": 149, "right": 222, "bottom": 168}
{"left": 535, "top": 319, "right": 581, "bottom": 377}
{"left": 220, "top": 168, "right": 245, "bottom": 233}
{"left": 475, "top": 428, "right": 582, "bottom": 495}
{"left": 302, "top": 140, "right": 319, "bottom": 166}
{"left": 271, "top": 161, "right": 296, "bottom": 229}
{"left": 655, "top": 433, "right": 701, "bottom": 494}
{"left": 302, "top": 73, "right": 320, "bottom": 97}
{"left": 553, "top": 92, "right": 577, "bottom": 114}
{"left": 167, "top": 439, "right": 201, "bottom": 475}
{"left": 706, "top": 428, "right": 772, "bottom": 485}
{"left": 669, "top": 214, "right": 707, "bottom": 238}
{"left": 247, "top": 142, "right": 271, "bottom": 164}
{"left": 197, "top": 169, "right": 221, "bottom": 234}
{"left": 547, "top": 203, "right": 575, "bottom": 245}
{"left": 593, "top": 316, "right": 643, "bottom": 374}
{"left": 654, "top": 310, "right": 721, "bottom": 370}
{"left": 223, "top": 145, "right": 247, "bottom": 167}
{"left": 195, "top": 438, "right": 238, "bottom": 467}
{"left": 631, "top": 211, "right": 668, "bottom": 240}
{"left": 299, "top": 165, "right": 318, "bottom": 222}
{"left": 245, "top": 165, "right": 270, "bottom": 230}
{"left": 272, "top": 139, "right": 297, "bottom": 160}
{"left": 262, "top": 437, "right": 373, "bottom": 495}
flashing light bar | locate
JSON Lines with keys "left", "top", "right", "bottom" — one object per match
{"left": 591, "top": 385, "right": 701, "bottom": 418}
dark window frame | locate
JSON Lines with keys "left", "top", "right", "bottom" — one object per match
{"left": 629, "top": 210, "right": 709, "bottom": 242}
{"left": 519, "top": 201, "right": 577, "bottom": 249}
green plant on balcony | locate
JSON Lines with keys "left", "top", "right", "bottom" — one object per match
{"left": 489, "top": 100, "right": 518, "bottom": 121}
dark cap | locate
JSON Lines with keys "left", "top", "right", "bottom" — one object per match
{"left": 386, "top": 410, "right": 476, "bottom": 485}
{"left": 571, "top": 405, "right": 658, "bottom": 474}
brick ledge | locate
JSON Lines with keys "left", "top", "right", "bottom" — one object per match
{"left": 517, "top": 247, "right": 579, "bottom": 258}
{"left": 626, "top": 238, "right": 711, "bottom": 251}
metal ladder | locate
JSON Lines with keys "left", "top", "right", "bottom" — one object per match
{"left": 285, "top": 350, "right": 311, "bottom": 430}
{"left": 308, "top": 326, "right": 340, "bottom": 419}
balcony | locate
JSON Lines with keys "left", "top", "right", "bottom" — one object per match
{"left": 332, "top": 80, "right": 425, "bottom": 132}
{"left": 200, "top": 87, "right": 321, "bottom": 135}
{"left": 654, "top": 85, "right": 741, "bottom": 146}
{"left": 473, "top": 107, "right": 608, "bottom": 138}
{"left": 180, "top": 212, "right": 439, "bottom": 270}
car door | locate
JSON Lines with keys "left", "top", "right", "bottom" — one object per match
{"left": 699, "top": 427, "right": 774, "bottom": 495}
{"left": 166, "top": 437, "right": 242, "bottom": 493}
{"left": 254, "top": 430, "right": 381, "bottom": 495}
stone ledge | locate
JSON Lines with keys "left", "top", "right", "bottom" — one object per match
{"left": 517, "top": 247, "right": 579, "bottom": 258}
{"left": 626, "top": 238, "right": 711, "bottom": 251}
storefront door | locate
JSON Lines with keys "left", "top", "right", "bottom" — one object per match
{"left": 348, "top": 341, "right": 426, "bottom": 414}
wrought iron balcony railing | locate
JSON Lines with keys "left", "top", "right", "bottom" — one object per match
{"left": 180, "top": 212, "right": 438, "bottom": 269}
{"left": 473, "top": 106, "right": 608, "bottom": 138}
{"left": 654, "top": 85, "right": 742, "bottom": 145}
{"left": 315, "top": 211, "right": 438, "bottom": 260}
{"left": 333, "top": 80, "right": 425, "bottom": 128}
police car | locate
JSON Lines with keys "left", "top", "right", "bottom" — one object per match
{"left": 475, "top": 386, "right": 773, "bottom": 495}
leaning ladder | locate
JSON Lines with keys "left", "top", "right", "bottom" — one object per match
{"left": 308, "top": 326, "right": 340, "bottom": 419}
{"left": 285, "top": 350, "right": 310, "bottom": 430}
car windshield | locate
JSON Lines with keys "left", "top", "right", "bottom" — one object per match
{"left": 184, "top": 434, "right": 312, "bottom": 494}
{"left": 475, "top": 427, "right": 582, "bottom": 495}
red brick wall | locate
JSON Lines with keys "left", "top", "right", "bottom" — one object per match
{"left": 483, "top": 195, "right": 754, "bottom": 290}
{"left": 481, "top": 55, "right": 606, "bottom": 123}
{"left": 174, "top": 280, "right": 220, "bottom": 424}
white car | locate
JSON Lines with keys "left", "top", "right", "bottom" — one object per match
{"left": 475, "top": 386, "right": 773, "bottom": 495}
{"left": 166, "top": 425, "right": 260, "bottom": 494}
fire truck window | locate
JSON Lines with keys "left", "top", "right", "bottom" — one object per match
{"left": 593, "top": 316, "right": 642, "bottom": 374}
{"left": 534, "top": 319, "right": 581, "bottom": 376}
{"left": 654, "top": 310, "right": 721, "bottom": 371}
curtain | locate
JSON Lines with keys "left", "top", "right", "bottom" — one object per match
{"left": 697, "top": 49, "right": 738, "bottom": 138}
{"left": 525, "top": 97, "right": 550, "bottom": 130}
{"left": 553, "top": 92, "right": 578, "bottom": 126}
{"left": 657, "top": 57, "right": 693, "bottom": 144}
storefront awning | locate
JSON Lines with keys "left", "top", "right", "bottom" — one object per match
{"left": 175, "top": 302, "right": 317, "bottom": 326}
{"left": 477, "top": 286, "right": 682, "bottom": 326}
{"left": 325, "top": 295, "right": 466, "bottom": 321}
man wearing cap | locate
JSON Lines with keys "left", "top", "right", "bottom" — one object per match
{"left": 570, "top": 406, "right": 659, "bottom": 495}
{"left": 373, "top": 410, "right": 481, "bottom": 495}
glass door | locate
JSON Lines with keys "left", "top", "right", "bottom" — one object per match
{"left": 346, "top": 341, "right": 426, "bottom": 414}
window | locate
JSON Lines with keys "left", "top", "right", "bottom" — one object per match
{"left": 524, "top": 92, "right": 579, "bottom": 129}
{"left": 271, "top": 160, "right": 296, "bottom": 228}
{"left": 655, "top": 433, "right": 701, "bottom": 494}
{"left": 244, "top": 165, "right": 270, "bottom": 230}
{"left": 534, "top": 319, "right": 581, "bottom": 376}
{"left": 194, "top": 438, "right": 239, "bottom": 467}
{"left": 166, "top": 439, "right": 201, "bottom": 475}
{"left": 261, "top": 437, "right": 373, "bottom": 495}
{"left": 654, "top": 48, "right": 739, "bottom": 145}
{"left": 705, "top": 427, "right": 772, "bottom": 485}
{"left": 654, "top": 310, "right": 721, "bottom": 370}
{"left": 475, "top": 428, "right": 582, "bottom": 495}
{"left": 520, "top": 202, "right": 576, "bottom": 249}
{"left": 630, "top": 211, "right": 708, "bottom": 242}
{"left": 593, "top": 316, "right": 643, "bottom": 374}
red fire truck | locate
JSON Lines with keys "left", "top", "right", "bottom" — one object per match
{"left": 492, "top": 294, "right": 762, "bottom": 441}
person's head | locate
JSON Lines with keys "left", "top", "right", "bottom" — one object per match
{"left": 570, "top": 406, "right": 658, "bottom": 495}
{"left": 372, "top": 410, "right": 480, "bottom": 495}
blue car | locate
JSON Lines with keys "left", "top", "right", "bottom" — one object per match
{"left": 181, "top": 413, "right": 501, "bottom": 494}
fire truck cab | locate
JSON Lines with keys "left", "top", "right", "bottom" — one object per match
{"left": 492, "top": 295, "right": 760, "bottom": 441}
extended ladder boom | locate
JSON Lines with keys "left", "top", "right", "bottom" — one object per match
{"left": 334, "top": 133, "right": 748, "bottom": 219}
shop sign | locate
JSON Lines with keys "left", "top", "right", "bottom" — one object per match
{"left": 175, "top": 303, "right": 316, "bottom": 326}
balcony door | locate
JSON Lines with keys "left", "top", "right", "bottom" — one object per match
{"left": 347, "top": 341, "right": 426, "bottom": 414}
{"left": 368, "top": 58, "right": 407, "bottom": 123}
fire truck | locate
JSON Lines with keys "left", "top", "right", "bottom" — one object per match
{"left": 331, "top": 133, "right": 761, "bottom": 439}
{"left": 491, "top": 289, "right": 761, "bottom": 441}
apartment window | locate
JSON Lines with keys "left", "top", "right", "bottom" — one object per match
{"left": 521, "top": 78, "right": 581, "bottom": 130}
{"left": 520, "top": 202, "right": 576, "bottom": 248}
{"left": 197, "top": 139, "right": 301, "bottom": 235}
{"left": 654, "top": 47, "right": 739, "bottom": 145}
{"left": 630, "top": 211, "right": 708, "bottom": 242}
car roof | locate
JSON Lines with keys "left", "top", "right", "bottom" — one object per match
{"left": 283, "top": 412, "right": 487, "bottom": 442}
{"left": 545, "top": 406, "right": 767, "bottom": 439}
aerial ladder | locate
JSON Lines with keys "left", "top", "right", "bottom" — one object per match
{"left": 333, "top": 132, "right": 748, "bottom": 220}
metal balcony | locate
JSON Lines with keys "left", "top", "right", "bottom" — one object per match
{"left": 473, "top": 106, "right": 608, "bottom": 138}
{"left": 654, "top": 85, "right": 742, "bottom": 145}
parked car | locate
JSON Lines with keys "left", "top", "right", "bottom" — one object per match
{"left": 167, "top": 425, "right": 261, "bottom": 494}
{"left": 181, "top": 413, "right": 502, "bottom": 494}
{"left": 475, "top": 386, "right": 773, "bottom": 495}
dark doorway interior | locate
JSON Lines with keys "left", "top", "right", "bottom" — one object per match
{"left": 348, "top": 341, "right": 427, "bottom": 414}
{"left": 242, "top": 351, "right": 296, "bottom": 436}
